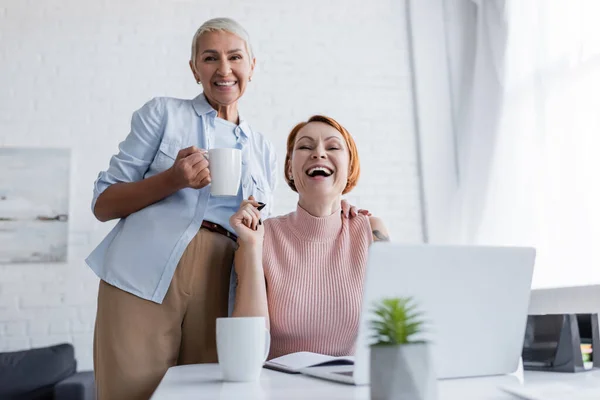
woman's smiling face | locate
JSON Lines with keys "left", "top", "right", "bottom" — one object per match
{"left": 190, "top": 30, "right": 255, "bottom": 107}
{"left": 289, "top": 122, "right": 350, "bottom": 198}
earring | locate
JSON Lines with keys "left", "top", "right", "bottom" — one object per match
{"left": 249, "top": 76, "right": 253, "bottom": 82}
{"left": 289, "top": 174, "right": 294, "bottom": 181}
{"left": 197, "top": 80, "right": 202, "bottom": 85}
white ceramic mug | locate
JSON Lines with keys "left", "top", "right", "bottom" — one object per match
{"left": 207, "top": 148, "right": 242, "bottom": 196}
{"left": 216, "top": 317, "right": 270, "bottom": 382}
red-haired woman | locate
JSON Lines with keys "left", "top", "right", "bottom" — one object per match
{"left": 229, "top": 115, "right": 390, "bottom": 359}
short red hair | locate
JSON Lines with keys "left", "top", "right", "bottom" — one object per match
{"left": 284, "top": 115, "right": 360, "bottom": 195}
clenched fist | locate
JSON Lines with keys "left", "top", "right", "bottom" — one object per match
{"left": 168, "top": 146, "right": 211, "bottom": 190}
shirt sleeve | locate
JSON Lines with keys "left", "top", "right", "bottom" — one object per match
{"left": 91, "top": 97, "right": 165, "bottom": 214}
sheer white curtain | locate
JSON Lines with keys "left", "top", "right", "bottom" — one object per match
{"left": 455, "top": 0, "right": 600, "bottom": 288}
{"left": 448, "top": 0, "right": 508, "bottom": 245}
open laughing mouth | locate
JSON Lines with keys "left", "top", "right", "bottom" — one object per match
{"left": 305, "top": 166, "right": 334, "bottom": 178}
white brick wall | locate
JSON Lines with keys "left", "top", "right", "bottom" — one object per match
{"left": 0, "top": 0, "right": 423, "bottom": 370}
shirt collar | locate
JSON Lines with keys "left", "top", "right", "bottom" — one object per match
{"left": 191, "top": 93, "right": 216, "bottom": 116}
{"left": 192, "top": 93, "right": 251, "bottom": 139}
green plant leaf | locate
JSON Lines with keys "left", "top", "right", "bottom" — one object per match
{"left": 368, "top": 296, "right": 426, "bottom": 345}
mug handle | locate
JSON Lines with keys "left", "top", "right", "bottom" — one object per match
{"left": 263, "top": 328, "right": 271, "bottom": 362}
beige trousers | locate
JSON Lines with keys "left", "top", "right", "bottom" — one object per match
{"left": 93, "top": 228, "right": 235, "bottom": 400}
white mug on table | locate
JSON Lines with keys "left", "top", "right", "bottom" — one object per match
{"left": 206, "top": 148, "right": 242, "bottom": 196}
{"left": 216, "top": 316, "right": 270, "bottom": 382}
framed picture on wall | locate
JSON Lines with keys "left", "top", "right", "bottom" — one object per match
{"left": 0, "top": 148, "right": 70, "bottom": 264}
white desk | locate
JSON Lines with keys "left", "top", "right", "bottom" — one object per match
{"left": 151, "top": 363, "right": 600, "bottom": 399}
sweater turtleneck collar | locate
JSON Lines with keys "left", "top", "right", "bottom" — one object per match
{"left": 287, "top": 203, "right": 343, "bottom": 242}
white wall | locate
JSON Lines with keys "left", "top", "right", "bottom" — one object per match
{"left": 0, "top": 0, "right": 423, "bottom": 370}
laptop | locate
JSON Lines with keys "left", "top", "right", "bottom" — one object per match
{"left": 301, "top": 243, "right": 536, "bottom": 385}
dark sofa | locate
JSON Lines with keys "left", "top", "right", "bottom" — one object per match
{"left": 0, "top": 343, "right": 95, "bottom": 400}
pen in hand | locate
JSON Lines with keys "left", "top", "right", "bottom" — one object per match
{"left": 257, "top": 202, "right": 265, "bottom": 228}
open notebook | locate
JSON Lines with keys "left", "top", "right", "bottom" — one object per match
{"left": 263, "top": 351, "right": 355, "bottom": 374}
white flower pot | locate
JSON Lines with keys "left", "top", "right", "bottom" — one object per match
{"left": 370, "top": 343, "right": 437, "bottom": 400}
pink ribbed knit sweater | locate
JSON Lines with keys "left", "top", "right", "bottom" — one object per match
{"left": 263, "top": 204, "right": 373, "bottom": 360}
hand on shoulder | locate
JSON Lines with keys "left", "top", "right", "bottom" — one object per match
{"left": 341, "top": 199, "right": 371, "bottom": 218}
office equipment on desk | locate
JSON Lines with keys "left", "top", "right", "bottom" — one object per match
{"left": 522, "top": 313, "right": 600, "bottom": 373}
{"left": 299, "top": 243, "right": 536, "bottom": 385}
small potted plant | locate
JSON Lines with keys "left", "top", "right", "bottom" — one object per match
{"left": 369, "top": 297, "right": 437, "bottom": 400}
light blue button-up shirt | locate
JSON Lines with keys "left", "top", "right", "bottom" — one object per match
{"left": 85, "top": 94, "right": 277, "bottom": 304}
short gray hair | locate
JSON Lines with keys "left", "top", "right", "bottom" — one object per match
{"left": 190, "top": 18, "right": 254, "bottom": 64}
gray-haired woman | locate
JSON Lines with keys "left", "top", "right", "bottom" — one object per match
{"left": 87, "top": 18, "right": 276, "bottom": 400}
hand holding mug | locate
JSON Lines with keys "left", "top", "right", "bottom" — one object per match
{"left": 168, "top": 146, "right": 211, "bottom": 190}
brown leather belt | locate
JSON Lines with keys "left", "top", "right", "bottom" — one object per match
{"left": 201, "top": 220, "right": 238, "bottom": 242}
